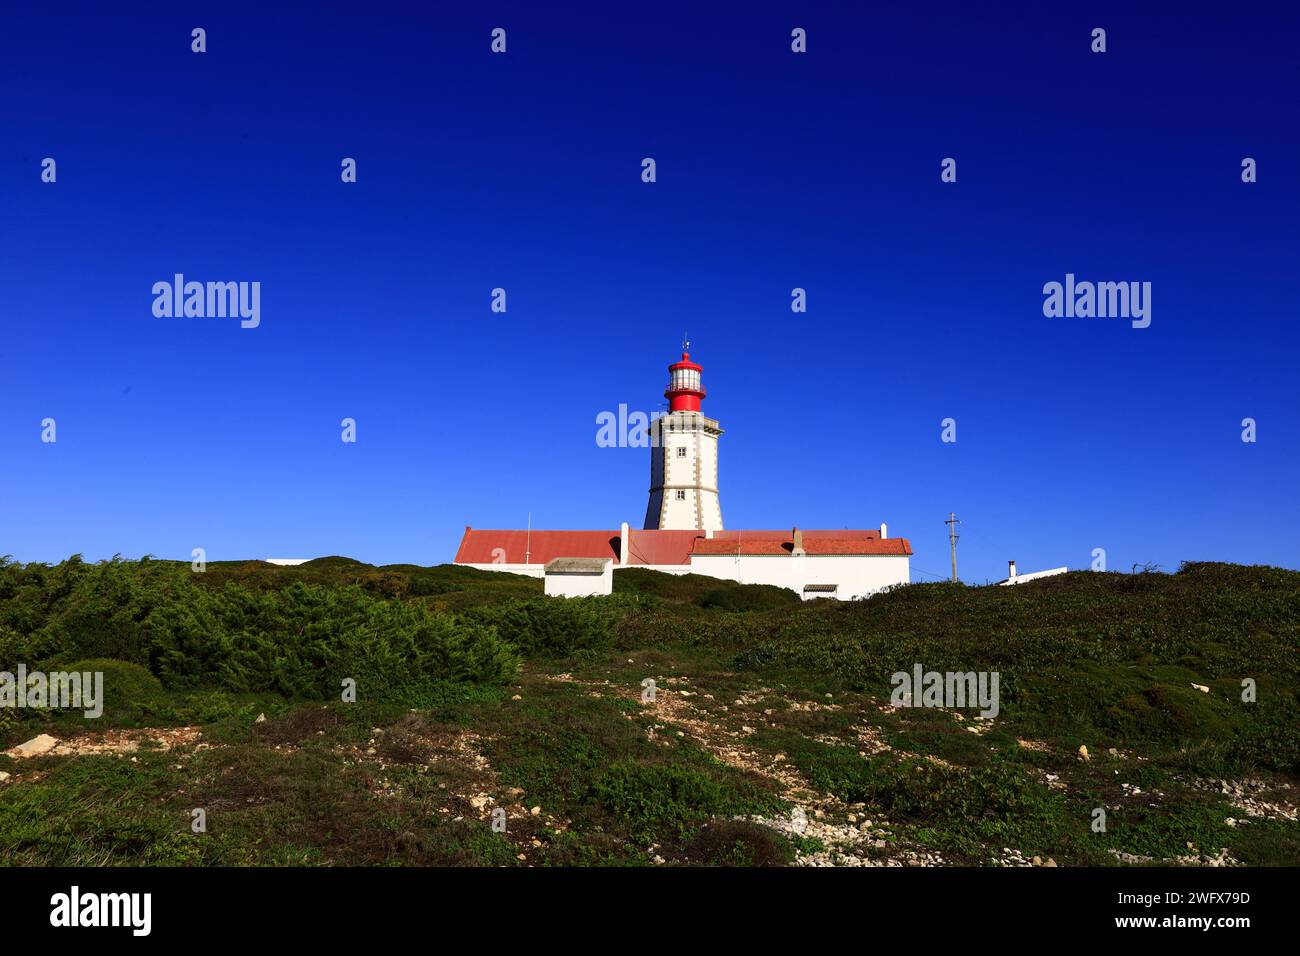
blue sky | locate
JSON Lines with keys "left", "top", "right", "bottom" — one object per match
{"left": 2, "top": 1, "right": 1297, "bottom": 582}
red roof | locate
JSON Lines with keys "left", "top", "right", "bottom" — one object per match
{"left": 710, "top": 529, "right": 882, "bottom": 542}
{"left": 691, "top": 537, "right": 911, "bottom": 556}
{"left": 454, "top": 529, "right": 620, "bottom": 565}
{"left": 626, "top": 530, "right": 703, "bottom": 566}
{"left": 455, "top": 527, "right": 910, "bottom": 565}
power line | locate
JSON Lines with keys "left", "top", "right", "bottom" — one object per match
{"left": 911, "top": 565, "right": 949, "bottom": 581}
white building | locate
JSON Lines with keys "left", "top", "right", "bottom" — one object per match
{"left": 455, "top": 346, "right": 912, "bottom": 600}
{"left": 543, "top": 558, "right": 613, "bottom": 597}
{"left": 996, "top": 559, "right": 1068, "bottom": 586}
{"left": 690, "top": 528, "right": 911, "bottom": 600}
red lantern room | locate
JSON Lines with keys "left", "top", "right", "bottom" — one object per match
{"left": 665, "top": 344, "right": 706, "bottom": 412}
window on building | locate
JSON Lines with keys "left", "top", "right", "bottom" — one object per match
{"left": 675, "top": 490, "right": 686, "bottom": 500}
{"left": 676, "top": 446, "right": 687, "bottom": 457}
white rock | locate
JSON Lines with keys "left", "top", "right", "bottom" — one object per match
{"left": 1191, "top": 683, "right": 1210, "bottom": 693}
{"left": 9, "top": 734, "right": 58, "bottom": 758}
{"left": 1077, "top": 745, "right": 1090, "bottom": 761}
{"left": 0, "top": 771, "right": 11, "bottom": 782}
{"left": 255, "top": 713, "right": 267, "bottom": 723}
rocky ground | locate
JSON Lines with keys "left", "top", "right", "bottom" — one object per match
{"left": 5, "top": 656, "right": 1295, "bottom": 867}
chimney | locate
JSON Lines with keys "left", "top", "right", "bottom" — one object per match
{"left": 792, "top": 526, "right": 805, "bottom": 556}
{"left": 620, "top": 522, "right": 630, "bottom": 565}
{"left": 1008, "top": 559, "right": 1017, "bottom": 580}
{"left": 880, "top": 522, "right": 888, "bottom": 540}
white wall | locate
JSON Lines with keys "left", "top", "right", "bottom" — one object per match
{"left": 688, "top": 554, "right": 910, "bottom": 601}
{"left": 618, "top": 564, "right": 693, "bottom": 576}
{"left": 544, "top": 563, "right": 613, "bottom": 597}
{"left": 462, "top": 556, "right": 910, "bottom": 601}
{"left": 999, "top": 567, "right": 1068, "bottom": 586}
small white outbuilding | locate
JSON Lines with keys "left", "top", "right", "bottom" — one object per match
{"left": 997, "top": 560, "right": 1069, "bottom": 586}
{"left": 543, "top": 557, "right": 613, "bottom": 597}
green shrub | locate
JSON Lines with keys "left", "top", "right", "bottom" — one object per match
{"left": 700, "top": 584, "right": 800, "bottom": 613}
{"left": 590, "top": 761, "right": 781, "bottom": 844}
{"left": 0, "top": 557, "right": 520, "bottom": 701}
{"left": 148, "top": 583, "right": 523, "bottom": 697}
{"left": 686, "top": 819, "right": 795, "bottom": 866}
{"left": 60, "top": 659, "right": 164, "bottom": 723}
{"left": 462, "top": 597, "right": 623, "bottom": 656}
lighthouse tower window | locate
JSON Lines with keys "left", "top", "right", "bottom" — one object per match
{"left": 676, "top": 446, "right": 687, "bottom": 457}
{"left": 676, "top": 490, "right": 686, "bottom": 500}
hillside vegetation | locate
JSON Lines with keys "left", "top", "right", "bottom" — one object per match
{"left": 1, "top": 556, "right": 1296, "bottom": 866}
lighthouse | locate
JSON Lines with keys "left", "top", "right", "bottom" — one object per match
{"left": 456, "top": 340, "right": 913, "bottom": 600}
{"left": 643, "top": 344, "right": 724, "bottom": 531}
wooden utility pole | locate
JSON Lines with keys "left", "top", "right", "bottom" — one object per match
{"left": 945, "top": 512, "right": 960, "bottom": 582}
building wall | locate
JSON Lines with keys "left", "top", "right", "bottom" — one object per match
{"left": 544, "top": 564, "right": 613, "bottom": 597}
{"left": 462, "top": 556, "right": 910, "bottom": 600}
{"left": 688, "top": 554, "right": 910, "bottom": 600}
{"left": 999, "top": 567, "right": 1069, "bottom": 586}
{"left": 464, "top": 562, "right": 695, "bottom": 579}
{"left": 644, "top": 411, "right": 723, "bottom": 531}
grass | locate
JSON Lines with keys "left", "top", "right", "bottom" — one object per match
{"left": 1, "top": 557, "right": 1297, "bottom": 866}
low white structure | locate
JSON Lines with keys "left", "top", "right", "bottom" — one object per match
{"left": 458, "top": 524, "right": 910, "bottom": 601}
{"left": 543, "top": 558, "right": 613, "bottom": 597}
{"left": 689, "top": 530, "right": 911, "bottom": 601}
{"left": 997, "top": 560, "right": 1068, "bottom": 586}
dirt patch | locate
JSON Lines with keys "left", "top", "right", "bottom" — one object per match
{"left": 45, "top": 727, "right": 204, "bottom": 757}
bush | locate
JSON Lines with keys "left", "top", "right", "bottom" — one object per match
{"left": 700, "top": 585, "right": 799, "bottom": 613}
{"left": 60, "top": 659, "right": 164, "bottom": 722}
{"left": 462, "top": 597, "right": 623, "bottom": 656}
{"left": 686, "top": 819, "right": 795, "bottom": 866}
{"left": 143, "top": 582, "right": 521, "bottom": 697}
{"left": 590, "top": 761, "right": 781, "bottom": 844}
{"left": 0, "top": 557, "right": 520, "bottom": 701}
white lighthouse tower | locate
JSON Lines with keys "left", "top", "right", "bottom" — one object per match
{"left": 644, "top": 343, "right": 724, "bottom": 531}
